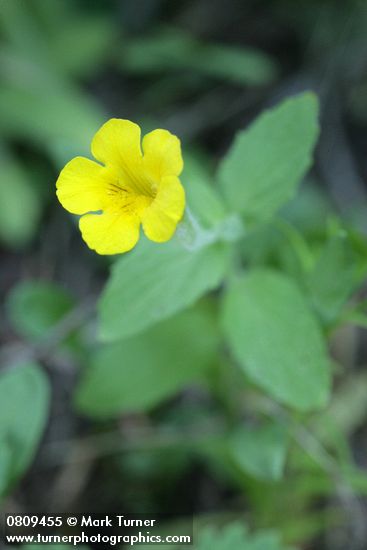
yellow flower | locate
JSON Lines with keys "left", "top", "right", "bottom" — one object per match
{"left": 56, "top": 119, "right": 185, "bottom": 255}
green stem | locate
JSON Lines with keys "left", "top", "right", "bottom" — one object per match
{"left": 176, "top": 207, "right": 245, "bottom": 251}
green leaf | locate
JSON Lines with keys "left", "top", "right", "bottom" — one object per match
{"left": 0, "top": 48, "right": 104, "bottom": 166}
{"left": 0, "top": 0, "right": 46, "bottom": 57}
{"left": 52, "top": 16, "right": 114, "bottom": 77}
{"left": 307, "top": 231, "right": 367, "bottom": 323}
{"left": 217, "top": 93, "right": 320, "bottom": 225}
{"left": 6, "top": 280, "right": 74, "bottom": 342}
{"left": 281, "top": 181, "right": 334, "bottom": 237}
{"left": 76, "top": 304, "right": 219, "bottom": 417}
{"left": 190, "top": 43, "right": 277, "bottom": 86}
{"left": 0, "top": 363, "right": 50, "bottom": 495}
{"left": 0, "top": 442, "right": 12, "bottom": 498}
{"left": 0, "top": 147, "right": 42, "bottom": 248}
{"left": 25, "top": 546, "right": 90, "bottom": 550}
{"left": 222, "top": 270, "right": 330, "bottom": 411}
{"left": 99, "top": 238, "right": 230, "bottom": 342}
{"left": 0, "top": 83, "right": 104, "bottom": 166}
{"left": 0, "top": 2, "right": 104, "bottom": 164}
{"left": 122, "top": 27, "right": 277, "bottom": 86}
{"left": 197, "top": 523, "right": 250, "bottom": 550}
{"left": 182, "top": 152, "right": 228, "bottom": 229}
{"left": 229, "top": 421, "right": 288, "bottom": 481}
{"left": 197, "top": 522, "right": 293, "bottom": 550}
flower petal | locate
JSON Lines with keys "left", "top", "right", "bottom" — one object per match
{"left": 56, "top": 156, "right": 111, "bottom": 215}
{"left": 91, "top": 119, "right": 142, "bottom": 171}
{"left": 79, "top": 210, "right": 140, "bottom": 255}
{"left": 142, "top": 129, "right": 183, "bottom": 181}
{"left": 142, "top": 176, "right": 185, "bottom": 242}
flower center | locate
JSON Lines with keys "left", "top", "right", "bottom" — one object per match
{"left": 107, "top": 177, "right": 155, "bottom": 218}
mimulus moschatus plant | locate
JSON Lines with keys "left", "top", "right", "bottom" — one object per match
{"left": 56, "top": 119, "right": 185, "bottom": 254}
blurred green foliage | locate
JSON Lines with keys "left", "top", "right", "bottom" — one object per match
{"left": 120, "top": 26, "right": 278, "bottom": 85}
{"left": 76, "top": 304, "right": 219, "bottom": 417}
{"left": 229, "top": 421, "right": 288, "bottom": 482}
{"left": 2, "top": 1, "right": 367, "bottom": 550}
{"left": 6, "top": 281, "right": 75, "bottom": 342}
{"left": 196, "top": 522, "right": 295, "bottom": 550}
{"left": 0, "top": 364, "right": 49, "bottom": 498}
